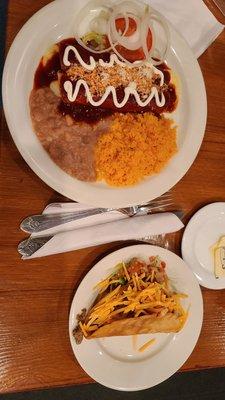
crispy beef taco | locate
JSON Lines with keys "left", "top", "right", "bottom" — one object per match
{"left": 73, "top": 256, "right": 188, "bottom": 344}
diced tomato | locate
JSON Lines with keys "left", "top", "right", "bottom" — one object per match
{"left": 115, "top": 28, "right": 152, "bottom": 61}
{"left": 161, "top": 261, "right": 166, "bottom": 268}
{"left": 115, "top": 17, "right": 137, "bottom": 37}
{"left": 127, "top": 259, "right": 147, "bottom": 275}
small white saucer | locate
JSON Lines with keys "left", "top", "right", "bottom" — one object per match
{"left": 182, "top": 202, "right": 225, "bottom": 290}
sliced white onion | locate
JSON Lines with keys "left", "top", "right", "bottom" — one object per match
{"left": 73, "top": 0, "right": 113, "bottom": 53}
{"left": 107, "top": 1, "right": 155, "bottom": 65}
{"left": 121, "top": 12, "right": 129, "bottom": 36}
{"left": 148, "top": 10, "right": 170, "bottom": 64}
{"left": 90, "top": 17, "right": 108, "bottom": 34}
{"left": 72, "top": 0, "right": 170, "bottom": 66}
{"left": 109, "top": 13, "right": 142, "bottom": 51}
{"left": 107, "top": 21, "right": 145, "bottom": 67}
{"left": 107, "top": 0, "right": 146, "bottom": 51}
{"left": 140, "top": 15, "right": 150, "bottom": 60}
{"left": 112, "top": 0, "right": 145, "bottom": 17}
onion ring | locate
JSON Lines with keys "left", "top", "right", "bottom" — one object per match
{"left": 73, "top": 0, "right": 170, "bottom": 65}
{"left": 74, "top": 0, "right": 113, "bottom": 53}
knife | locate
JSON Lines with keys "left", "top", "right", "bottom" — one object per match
{"left": 20, "top": 203, "right": 180, "bottom": 234}
{"left": 18, "top": 236, "right": 53, "bottom": 257}
{"left": 18, "top": 210, "right": 183, "bottom": 258}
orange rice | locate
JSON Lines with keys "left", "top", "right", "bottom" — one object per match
{"left": 95, "top": 113, "right": 177, "bottom": 187}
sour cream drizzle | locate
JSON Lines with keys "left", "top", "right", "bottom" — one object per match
{"left": 63, "top": 45, "right": 165, "bottom": 108}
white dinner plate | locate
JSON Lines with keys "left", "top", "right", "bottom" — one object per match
{"left": 2, "top": 0, "right": 207, "bottom": 208}
{"left": 69, "top": 244, "right": 203, "bottom": 391}
{"left": 182, "top": 202, "right": 225, "bottom": 290}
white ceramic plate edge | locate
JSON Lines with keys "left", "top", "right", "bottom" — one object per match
{"left": 181, "top": 202, "right": 225, "bottom": 290}
{"left": 69, "top": 244, "right": 203, "bottom": 391}
{"left": 2, "top": 0, "right": 207, "bottom": 207}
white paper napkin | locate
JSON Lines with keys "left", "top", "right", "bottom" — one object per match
{"left": 22, "top": 212, "right": 184, "bottom": 259}
{"left": 33, "top": 202, "right": 128, "bottom": 237}
{"left": 150, "top": 0, "right": 224, "bottom": 57}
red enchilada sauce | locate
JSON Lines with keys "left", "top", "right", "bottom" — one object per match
{"left": 34, "top": 38, "right": 177, "bottom": 123}
{"left": 34, "top": 52, "right": 61, "bottom": 89}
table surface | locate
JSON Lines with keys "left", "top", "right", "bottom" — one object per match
{"left": 1, "top": 0, "right": 225, "bottom": 394}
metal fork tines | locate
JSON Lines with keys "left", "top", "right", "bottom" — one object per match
{"left": 20, "top": 191, "right": 174, "bottom": 235}
{"left": 44, "top": 191, "right": 172, "bottom": 211}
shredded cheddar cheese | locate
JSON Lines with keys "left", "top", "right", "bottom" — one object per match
{"left": 122, "top": 262, "right": 130, "bottom": 281}
{"left": 79, "top": 321, "right": 87, "bottom": 337}
{"left": 138, "top": 338, "right": 156, "bottom": 352}
{"left": 73, "top": 257, "right": 188, "bottom": 346}
{"left": 82, "top": 278, "right": 187, "bottom": 335}
{"left": 73, "top": 257, "right": 189, "bottom": 346}
{"left": 130, "top": 275, "right": 136, "bottom": 291}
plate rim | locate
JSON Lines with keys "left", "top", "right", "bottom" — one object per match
{"left": 69, "top": 243, "right": 203, "bottom": 391}
{"left": 2, "top": 0, "right": 207, "bottom": 208}
{"left": 181, "top": 202, "right": 225, "bottom": 290}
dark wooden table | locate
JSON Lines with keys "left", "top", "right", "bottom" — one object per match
{"left": 1, "top": 0, "right": 225, "bottom": 394}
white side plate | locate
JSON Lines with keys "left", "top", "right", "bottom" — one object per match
{"left": 182, "top": 202, "right": 225, "bottom": 290}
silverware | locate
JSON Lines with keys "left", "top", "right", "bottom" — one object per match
{"left": 44, "top": 191, "right": 172, "bottom": 212}
{"left": 20, "top": 192, "right": 173, "bottom": 234}
{"left": 18, "top": 209, "right": 183, "bottom": 258}
{"left": 18, "top": 236, "right": 53, "bottom": 257}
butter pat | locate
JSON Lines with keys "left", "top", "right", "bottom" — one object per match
{"left": 211, "top": 236, "right": 225, "bottom": 279}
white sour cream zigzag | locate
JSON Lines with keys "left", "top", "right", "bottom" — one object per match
{"left": 63, "top": 45, "right": 166, "bottom": 109}
{"left": 64, "top": 80, "right": 165, "bottom": 108}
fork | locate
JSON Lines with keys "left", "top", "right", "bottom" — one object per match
{"left": 20, "top": 192, "right": 173, "bottom": 234}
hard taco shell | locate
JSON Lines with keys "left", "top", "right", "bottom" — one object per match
{"left": 87, "top": 312, "right": 181, "bottom": 339}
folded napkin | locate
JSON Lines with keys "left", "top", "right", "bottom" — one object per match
{"left": 33, "top": 202, "right": 128, "bottom": 237}
{"left": 150, "top": 0, "right": 224, "bottom": 57}
{"left": 22, "top": 211, "right": 184, "bottom": 259}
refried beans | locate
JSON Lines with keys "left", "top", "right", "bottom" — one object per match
{"left": 29, "top": 87, "right": 112, "bottom": 181}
